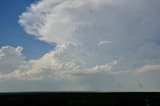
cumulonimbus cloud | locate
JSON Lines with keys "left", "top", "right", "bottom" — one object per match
{"left": 18, "top": 0, "right": 160, "bottom": 67}
{"left": 0, "top": 0, "right": 160, "bottom": 91}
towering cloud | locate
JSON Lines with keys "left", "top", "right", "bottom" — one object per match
{"left": 0, "top": 0, "right": 160, "bottom": 91}
{"left": 19, "top": 0, "right": 160, "bottom": 68}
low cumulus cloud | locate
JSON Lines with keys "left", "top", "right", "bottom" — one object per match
{"left": 0, "top": 46, "right": 25, "bottom": 74}
{"left": 0, "top": 0, "right": 160, "bottom": 91}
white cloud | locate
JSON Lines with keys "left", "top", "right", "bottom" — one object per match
{"left": 1, "top": 0, "right": 160, "bottom": 91}
{"left": 0, "top": 46, "right": 26, "bottom": 74}
{"left": 1, "top": 45, "right": 160, "bottom": 91}
{"left": 98, "top": 40, "right": 111, "bottom": 46}
{"left": 19, "top": 0, "right": 160, "bottom": 67}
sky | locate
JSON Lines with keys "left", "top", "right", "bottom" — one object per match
{"left": 0, "top": 0, "right": 54, "bottom": 59}
{"left": 0, "top": 0, "right": 160, "bottom": 92}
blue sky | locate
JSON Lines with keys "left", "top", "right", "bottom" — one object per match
{"left": 0, "top": 0, "right": 160, "bottom": 92}
{"left": 0, "top": 0, "right": 54, "bottom": 59}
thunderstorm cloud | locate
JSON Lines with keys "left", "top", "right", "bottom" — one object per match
{"left": 1, "top": 0, "right": 160, "bottom": 91}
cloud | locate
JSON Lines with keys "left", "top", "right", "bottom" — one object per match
{"left": 19, "top": 0, "right": 160, "bottom": 67}
{"left": 0, "top": 46, "right": 26, "bottom": 74}
{"left": 1, "top": 45, "right": 160, "bottom": 91}
{"left": 98, "top": 40, "right": 111, "bottom": 46}
{"left": 1, "top": 0, "right": 160, "bottom": 91}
